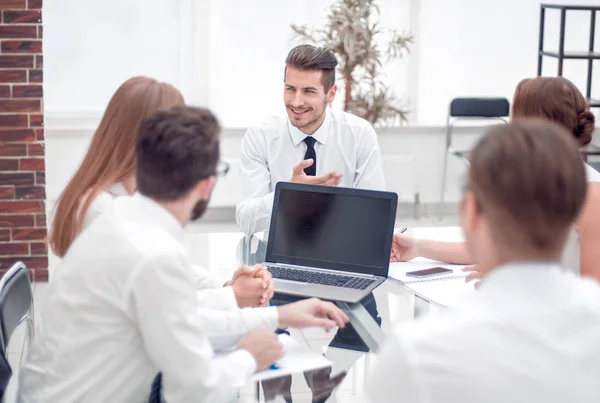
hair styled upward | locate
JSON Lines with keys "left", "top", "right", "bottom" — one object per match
{"left": 285, "top": 44, "right": 338, "bottom": 91}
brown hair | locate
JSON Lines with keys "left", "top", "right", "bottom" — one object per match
{"left": 512, "top": 76, "right": 595, "bottom": 147}
{"left": 48, "top": 76, "right": 184, "bottom": 257}
{"left": 285, "top": 44, "right": 338, "bottom": 91}
{"left": 468, "top": 120, "right": 587, "bottom": 253}
{"left": 136, "top": 106, "right": 221, "bottom": 200}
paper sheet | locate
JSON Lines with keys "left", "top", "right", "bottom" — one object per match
{"left": 251, "top": 334, "right": 331, "bottom": 382}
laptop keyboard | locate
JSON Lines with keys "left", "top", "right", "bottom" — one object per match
{"left": 267, "top": 266, "right": 376, "bottom": 290}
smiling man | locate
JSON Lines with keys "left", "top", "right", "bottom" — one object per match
{"left": 236, "top": 44, "right": 385, "bottom": 235}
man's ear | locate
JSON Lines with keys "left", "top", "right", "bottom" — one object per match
{"left": 327, "top": 84, "right": 337, "bottom": 104}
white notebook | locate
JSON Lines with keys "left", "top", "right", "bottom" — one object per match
{"left": 388, "top": 260, "right": 476, "bottom": 306}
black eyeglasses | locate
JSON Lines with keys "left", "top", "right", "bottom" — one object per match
{"left": 214, "top": 161, "right": 230, "bottom": 177}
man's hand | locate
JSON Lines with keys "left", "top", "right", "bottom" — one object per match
{"left": 290, "top": 159, "right": 342, "bottom": 186}
{"left": 237, "top": 328, "right": 283, "bottom": 371}
{"left": 277, "top": 298, "right": 349, "bottom": 331}
{"left": 390, "top": 233, "right": 420, "bottom": 262}
{"left": 229, "top": 265, "right": 274, "bottom": 307}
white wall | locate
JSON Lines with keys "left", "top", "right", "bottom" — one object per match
{"left": 43, "top": 0, "right": 600, "bottom": 215}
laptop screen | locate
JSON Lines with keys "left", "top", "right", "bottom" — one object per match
{"left": 266, "top": 183, "right": 397, "bottom": 277}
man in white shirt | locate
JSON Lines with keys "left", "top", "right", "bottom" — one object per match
{"left": 236, "top": 44, "right": 385, "bottom": 235}
{"left": 367, "top": 120, "right": 600, "bottom": 403}
{"left": 17, "top": 106, "right": 349, "bottom": 403}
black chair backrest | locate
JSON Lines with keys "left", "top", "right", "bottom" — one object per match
{"left": 0, "top": 262, "right": 32, "bottom": 355}
{"left": 450, "top": 98, "right": 510, "bottom": 118}
{"left": 0, "top": 262, "right": 32, "bottom": 399}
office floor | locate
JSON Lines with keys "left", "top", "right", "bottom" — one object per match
{"left": 9, "top": 214, "right": 459, "bottom": 402}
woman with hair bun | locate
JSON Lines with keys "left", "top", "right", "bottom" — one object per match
{"left": 391, "top": 76, "right": 600, "bottom": 281}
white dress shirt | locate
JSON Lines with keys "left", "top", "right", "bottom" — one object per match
{"left": 236, "top": 108, "right": 385, "bottom": 234}
{"left": 18, "top": 194, "right": 279, "bottom": 403}
{"left": 367, "top": 262, "right": 600, "bottom": 403}
{"left": 83, "top": 183, "right": 236, "bottom": 311}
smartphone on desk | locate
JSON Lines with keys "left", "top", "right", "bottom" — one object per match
{"left": 405, "top": 267, "right": 453, "bottom": 279}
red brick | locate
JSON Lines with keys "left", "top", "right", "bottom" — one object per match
{"left": 29, "top": 113, "right": 42, "bottom": 126}
{"left": 0, "top": 159, "right": 18, "bottom": 171}
{"left": 0, "top": 143, "right": 26, "bottom": 157}
{"left": 0, "top": 26, "right": 36, "bottom": 39}
{"left": 0, "top": 99, "right": 40, "bottom": 113}
{"left": 0, "top": 86, "right": 10, "bottom": 98}
{"left": 15, "top": 185, "right": 43, "bottom": 199}
{"left": 0, "top": 187, "right": 15, "bottom": 199}
{"left": 0, "top": 200, "right": 42, "bottom": 213}
{"left": 0, "top": 229, "right": 8, "bottom": 242}
{"left": 34, "top": 170, "right": 43, "bottom": 185}
{"left": 0, "top": 172, "right": 33, "bottom": 186}
{"left": 28, "top": 69, "right": 42, "bottom": 82}
{"left": 34, "top": 128, "right": 42, "bottom": 140}
{"left": 0, "top": 214, "right": 34, "bottom": 227}
{"left": 0, "top": 55, "right": 33, "bottom": 68}
{"left": 34, "top": 213, "right": 44, "bottom": 227}
{"left": 0, "top": 70, "right": 26, "bottom": 83}
{"left": 12, "top": 227, "right": 46, "bottom": 241}
{"left": 30, "top": 241, "right": 45, "bottom": 254}
{"left": 3, "top": 10, "right": 41, "bottom": 24}
{"left": 27, "top": 0, "right": 41, "bottom": 9}
{"left": 0, "top": 0, "right": 26, "bottom": 8}
{"left": 0, "top": 242, "right": 29, "bottom": 255}
{"left": 37, "top": 24, "right": 41, "bottom": 39}
{"left": 20, "top": 158, "right": 43, "bottom": 171}
{"left": 0, "top": 115, "right": 27, "bottom": 127}
{"left": 1, "top": 41, "right": 41, "bottom": 53}
{"left": 35, "top": 55, "right": 41, "bottom": 68}
{"left": 12, "top": 85, "right": 42, "bottom": 98}
{"left": 27, "top": 143, "right": 43, "bottom": 156}
{"left": 0, "top": 256, "right": 47, "bottom": 270}
{"left": 0, "top": 129, "right": 35, "bottom": 142}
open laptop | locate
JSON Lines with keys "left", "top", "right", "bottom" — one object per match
{"left": 263, "top": 182, "right": 398, "bottom": 303}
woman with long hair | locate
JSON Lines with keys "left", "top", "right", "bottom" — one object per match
{"left": 391, "top": 76, "right": 600, "bottom": 281}
{"left": 47, "top": 76, "right": 274, "bottom": 306}
{"left": 48, "top": 76, "right": 185, "bottom": 258}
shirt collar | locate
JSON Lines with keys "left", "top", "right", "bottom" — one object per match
{"left": 288, "top": 108, "right": 331, "bottom": 146}
{"left": 129, "top": 193, "right": 184, "bottom": 243}
{"left": 478, "top": 260, "right": 565, "bottom": 293}
{"left": 107, "top": 182, "right": 129, "bottom": 197}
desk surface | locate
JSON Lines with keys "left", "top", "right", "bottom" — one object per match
{"left": 184, "top": 226, "right": 459, "bottom": 402}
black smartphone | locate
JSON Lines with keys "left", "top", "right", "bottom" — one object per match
{"left": 405, "top": 267, "right": 453, "bottom": 278}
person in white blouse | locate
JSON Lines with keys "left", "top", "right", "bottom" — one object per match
{"left": 391, "top": 76, "right": 600, "bottom": 282}
{"left": 236, "top": 44, "right": 385, "bottom": 235}
{"left": 47, "top": 76, "right": 274, "bottom": 309}
{"left": 17, "top": 106, "right": 349, "bottom": 403}
{"left": 367, "top": 120, "right": 600, "bottom": 403}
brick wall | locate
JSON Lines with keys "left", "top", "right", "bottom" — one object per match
{"left": 0, "top": 0, "right": 46, "bottom": 281}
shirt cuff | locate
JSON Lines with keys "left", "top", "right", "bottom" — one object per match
{"left": 241, "top": 306, "right": 279, "bottom": 332}
{"left": 195, "top": 286, "right": 238, "bottom": 311}
{"left": 227, "top": 349, "right": 257, "bottom": 375}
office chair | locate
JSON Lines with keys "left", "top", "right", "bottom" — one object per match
{"left": 0, "top": 262, "right": 35, "bottom": 402}
{"left": 439, "top": 97, "right": 510, "bottom": 213}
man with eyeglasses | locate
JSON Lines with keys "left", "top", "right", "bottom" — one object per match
{"left": 17, "top": 106, "right": 350, "bottom": 403}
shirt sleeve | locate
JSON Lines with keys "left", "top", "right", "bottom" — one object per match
{"left": 353, "top": 124, "right": 386, "bottom": 191}
{"left": 366, "top": 326, "right": 425, "bottom": 403}
{"left": 130, "top": 253, "right": 263, "bottom": 403}
{"left": 236, "top": 127, "right": 276, "bottom": 235}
